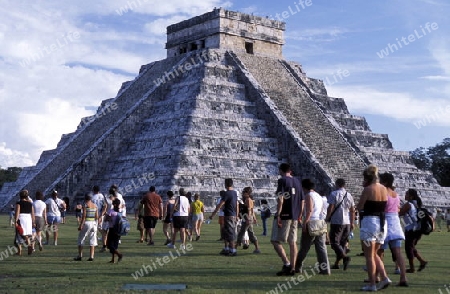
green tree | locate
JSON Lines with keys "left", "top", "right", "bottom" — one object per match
{"left": 428, "top": 138, "right": 450, "bottom": 187}
{"left": 410, "top": 138, "right": 450, "bottom": 187}
{"left": 0, "top": 167, "right": 23, "bottom": 189}
{"left": 410, "top": 147, "right": 431, "bottom": 171}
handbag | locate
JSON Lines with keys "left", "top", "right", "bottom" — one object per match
{"left": 307, "top": 219, "right": 327, "bottom": 237}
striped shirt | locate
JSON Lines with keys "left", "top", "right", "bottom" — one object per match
{"left": 85, "top": 207, "right": 97, "bottom": 221}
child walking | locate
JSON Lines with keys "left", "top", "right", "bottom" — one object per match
{"left": 106, "top": 198, "right": 123, "bottom": 263}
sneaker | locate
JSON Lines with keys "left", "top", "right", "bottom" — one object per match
{"left": 364, "top": 278, "right": 381, "bottom": 283}
{"left": 196, "top": 236, "right": 200, "bottom": 241}
{"left": 164, "top": 239, "right": 171, "bottom": 245}
{"left": 253, "top": 249, "right": 261, "bottom": 254}
{"left": 118, "top": 254, "right": 123, "bottom": 262}
{"left": 331, "top": 264, "right": 340, "bottom": 270}
{"left": 219, "top": 249, "right": 229, "bottom": 255}
{"left": 181, "top": 244, "right": 186, "bottom": 250}
{"left": 394, "top": 268, "right": 401, "bottom": 274}
{"left": 406, "top": 268, "right": 415, "bottom": 273}
{"left": 227, "top": 251, "right": 237, "bottom": 257}
{"left": 38, "top": 243, "right": 43, "bottom": 251}
{"left": 147, "top": 241, "right": 155, "bottom": 246}
{"left": 276, "top": 265, "right": 291, "bottom": 276}
{"left": 27, "top": 246, "right": 33, "bottom": 255}
{"left": 361, "top": 284, "right": 377, "bottom": 292}
{"left": 99, "top": 247, "right": 106, "bottom": 253}
{"left": 242, "top": 244, "right": 249, "bottom": 250}
{"left": 167, "top": 243, "right": 175, "bottom": 249}
{"left": 377, "top": 278, "right": 392, "bottom": 290}
{"left": 343, "top": 256, "right": 351, "bottom": 271}
{"left": 73, "top": 256, "right": 82, "bottom": 261}
{"left": 54, "top": 241, "right": 57, "bottom": 246}
{"left": 87, "top": 258, "right": 94, "bottom": 261}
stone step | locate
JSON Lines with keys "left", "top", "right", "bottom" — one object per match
{"left": 234, "top": 53, "right": 366, "bottom": 196}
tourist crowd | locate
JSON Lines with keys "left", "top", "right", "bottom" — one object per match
{"left": 10, "top": 162, "right": 449, "bottom": 291}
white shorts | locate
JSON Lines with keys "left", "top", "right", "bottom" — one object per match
{"left": 360, "top": 216, "right": 387, "bottom": 244}
{"left": 192, "top": 213, "right": 204, "bottom": 222}
{"left": 19, "top": 214, "right": 33, "bottom": 236}
{"left": 78, "top": 221, "right": 98, "bottom": 246}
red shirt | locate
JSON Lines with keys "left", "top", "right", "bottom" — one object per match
{"left": 143, "top": 192, "right": 162, "bottom": 217}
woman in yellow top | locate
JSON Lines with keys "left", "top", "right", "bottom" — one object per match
{"left": 191, "top": 194, "right": 204, "bottom": 241}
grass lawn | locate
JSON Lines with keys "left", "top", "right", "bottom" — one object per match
{"left": 0, "top": 214, "right": 448, "bottom": 293}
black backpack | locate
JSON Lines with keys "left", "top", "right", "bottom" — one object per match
{"left": 417, "top": 207, "right": 434, "bottom": 235}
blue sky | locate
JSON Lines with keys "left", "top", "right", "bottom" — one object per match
{"left": 0, "top": 0, "right": 449, "bottom": 167}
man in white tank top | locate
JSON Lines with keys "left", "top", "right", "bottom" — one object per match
{"left": 295, "top": 179, "right": 330, "bottom": 275}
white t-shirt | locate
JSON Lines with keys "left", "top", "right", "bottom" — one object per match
{"left": 174, "top": 196, "right": 190, "bottom": 217}
{"left": 45, "top": 197, "right": 65, "bottom": 217}
{"left": 308, "top": 191, "right": 324, "bottom": 221}
{"left": 328, "top": 188, "right": 354, "bottom": 225}
{"left": 33, "top": 200, "right": 46, "bottom": 217}
{"left": 320, "top": 196, "right": 328, "bottom": 220}
{"left": 115, "top": 192, "right": 126, "bottom": 217}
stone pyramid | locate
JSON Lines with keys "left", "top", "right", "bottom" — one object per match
{"left": 1, "top": 8, "right": 449, "bottom": 209}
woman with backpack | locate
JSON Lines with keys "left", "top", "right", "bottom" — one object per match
{"left": 399, "top": 188, "right": 428, "bottom": 273}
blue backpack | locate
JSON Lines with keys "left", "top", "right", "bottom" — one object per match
{"left": 114, "top": 214, "right": 131, "bottom": 236}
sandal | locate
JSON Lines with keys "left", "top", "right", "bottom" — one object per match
{"left": 418, "top": 262, "right": 428, "bottom": 272}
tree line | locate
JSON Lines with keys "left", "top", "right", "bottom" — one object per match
{"left": 410, "top": 138, "right": 450, "bottom": 187}
{"left": 0, "top": 167, "right": 23, "bottom": 190}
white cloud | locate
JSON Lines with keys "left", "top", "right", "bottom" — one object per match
{"left": 0, "top": 2, "right": 236, "bottom": 169}
{"left": 420, "top": 75, "right": 450, "bottom": 81}
{"left": 329, "top": 85, "right": 450, "bottom": 127}
{"left": 0, "top": 143, "right": 34, "bottom": 168}
{"left": 144, "top": 16, "right": 187, "bottom": 36}
{"left": 286, "top": 27, "right": 351, "bottom": 42}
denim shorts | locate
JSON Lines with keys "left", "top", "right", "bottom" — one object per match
{"left": 47, "top": 215, "right": 61, "bottom": 225}
{"left": 384, "top": 239, "right": 403, "bottom": 250}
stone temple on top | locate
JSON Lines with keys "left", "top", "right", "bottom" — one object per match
{"left": 1, "top": 8, "right": 449, "bottom": 209}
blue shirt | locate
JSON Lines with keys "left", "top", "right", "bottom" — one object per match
{"left": 221, "top": 190, "right": 238, "bottom": 217}
{"left": 91, "top": 193, "right": 105, "bottom": 216}
{"left": 276, "top": 176, "right": 302, "bottom": 220}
